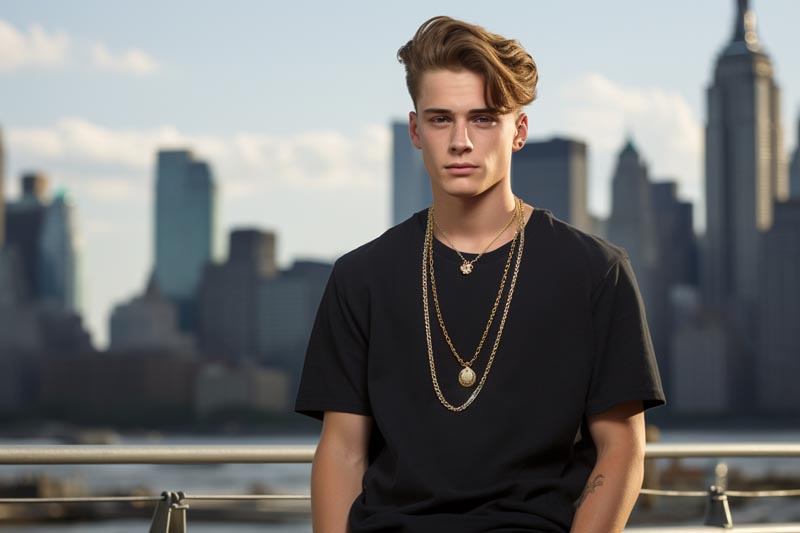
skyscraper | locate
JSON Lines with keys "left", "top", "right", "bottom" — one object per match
{"left": 197, "top": 228, "right": 277, "bottom": 360}
{"left": 651, "top": 182, "right": 698, "bottom": 288}
{"left": 258, "top": 260, "right": 331, "bottom": 394}
{"left": 511, "top": 137, "right": 590, "bottom": 232}
{"left": 392, "top": 121, "right": 431, "bottom": 225}
{"left": 607, "top": 139, "right": 658, "bottom": 290}
{"left": 0, "top": 125, "right": 5, "bottom": 247}
{"left": 703, "top": 0, "right": 788, "bottom": 312}
{"left": 757, "top": 200, "right": 800, "bottom": 413}
{"left": 650, "top": 181, "right": 699, "bottom": 402}
{"left": 790, "top": 115, "right": 800, "bottom": 199}
{"left": 5, "top": 173, "right": 49, "bottom": 301}
{"left": 38, "top": 191, "right": 82, "bottom": 313}
{"left": 154, "top": 150, "right": 217, "bottom": 330}
{"left": 607, "top": 139, "right": 663, "bottom": 367}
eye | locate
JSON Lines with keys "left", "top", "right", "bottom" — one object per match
{"left": 473, "top": 115, "right": 497, "bottom": 125}
{"left": 430, "top": 116, "right": 451, "bottom": 124}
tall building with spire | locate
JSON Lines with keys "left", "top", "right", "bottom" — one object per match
{"left": 607, "top": 139, "right": 664, "bottom": 366}
{"left": 703, "top": 0, "right": 788, "bottom": 313}
{"left": 608, "top": 139, "right": 658, "bottom": 288}
{"left": 154, "top": 149, "right": 218, "bottom": 331}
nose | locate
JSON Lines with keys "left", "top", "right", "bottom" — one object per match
{"left": 449, "top": 121, "right": 473, "bottom": 155}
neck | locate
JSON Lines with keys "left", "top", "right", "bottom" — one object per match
{"left": 431, "top": 184, "right": 523, "bottom": 254}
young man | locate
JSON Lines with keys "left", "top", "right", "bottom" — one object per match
{"left": 296, "top": 16, "right": 664, "bottom": 532}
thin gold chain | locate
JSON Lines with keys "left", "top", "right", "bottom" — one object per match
{"left": 429, "top": 205, "right": 518, "bottom": 369}
{"left": 422, "top": 198, "right": 528, "bottom": 412}
{"left": 431, "top": 204, "right": 517, "bottom": 271}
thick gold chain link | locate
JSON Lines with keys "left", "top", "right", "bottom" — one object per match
{"left": 429, "top": 204, "right": 518, "bottom": 368}
{"left": 422, "top": 198, "right": 527, "bottom": 412}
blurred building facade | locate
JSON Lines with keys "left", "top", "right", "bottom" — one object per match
{"left": 606, "top": 140, "right": 667, "bottom": 367}
{"left": 154, "top": 149, "right": 218, "bottom": 332}
{"left": 197, "top": 229, "right": 278, "bottom": 360}
{"left": 650, "top": 181, "right": 699, "bottom": 399}
{"left": 4, "top": 174, "right": 49, "bottom": 301}
{"left": 757, "top": 200, "right": 800, "bottom": 412}
{"left": 511, "top": 137, "right": 590, "bottom": 232}
{"left": 392, "top": 121, "right": 431, "bottom": 225}
{"left": 38, "top": 192, "right": 82, "bottom": 314}
{"left": 40, "top": 352, "right": 197, "bottom": 423}
{"left": 702, "top": 0, "right": 787, "bottom": 313}
{"left": 0, "top": 125, "right": 5, "bottom": 247}
{"left": 194, "top": 362, "right": 290, "bottom": 416}
{"left": 109, "top": 275, "right": 194, "bottom": 354}
{"left": 700, "top": 0, "right": 790, "bottom": 414}
{"left": 790, "top": 116, "right": 800, "bottom": 198}
{"left": 258, "top": 260, "right": 331, "bottom": 394}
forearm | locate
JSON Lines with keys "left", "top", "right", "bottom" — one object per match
{"left": 311, "top": 439, "right": 367, "bottom": 533}
{"left": 570, "top": 448, "right": 644, "bottom": 533}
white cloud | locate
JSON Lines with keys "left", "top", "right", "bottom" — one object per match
{"left": 82, "top": 177, "right": 141, "bottom": 203}
{"left": 8, "top": 119, "right": 182, "bottom": 167}
{"left": 559, "top": 73, "right": 703, "bottom": 218}
{"left": 90, "top": 43, "right": 159, "bottom": 75}
{"left": 229, "top": 127, "right": 390, "bottom": 189}
{"left": 0, "top": 20, "right": 70, "bottom": 70}
{"left": 7, "top": 118, "right": 390, "bottom": 192}
{"left": 0, "top": 19, "right": 160, "bottom": 75}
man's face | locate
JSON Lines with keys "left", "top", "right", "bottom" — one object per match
{"left": 409, "top": 69, "right": 527, "bottom": 199}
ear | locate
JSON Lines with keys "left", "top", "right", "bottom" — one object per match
{"left": 511, "top": 112, "right": 529, "bottom": 152}
{"left": 409, "top": 111, "right": 423, "bottom": 150}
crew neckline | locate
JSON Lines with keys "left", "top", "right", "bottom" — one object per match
{"left": 415, "top": 207, "right": 538, "bottom": 266}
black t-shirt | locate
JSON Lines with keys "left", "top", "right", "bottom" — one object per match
{"left": 296, "top": 208, "right": 665, "bottom": 532}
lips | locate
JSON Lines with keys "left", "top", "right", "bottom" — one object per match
{"left": 445, "top": 163, "right": 479, "bottom": 176}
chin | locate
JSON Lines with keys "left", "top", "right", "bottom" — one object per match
{"left": 435, "top": 178, "right": 495, "bottom": 199}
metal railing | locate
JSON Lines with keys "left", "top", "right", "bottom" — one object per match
{"left": 0, "top": 443, "right": 798, "bottom": 532}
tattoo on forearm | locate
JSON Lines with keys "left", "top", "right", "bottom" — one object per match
{"left": 575, "top": 474, "right": 605, "bottom": 508}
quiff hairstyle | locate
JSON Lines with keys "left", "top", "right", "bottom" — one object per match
{"left": 397, "top": 16, "right": 538, "bottom": 114}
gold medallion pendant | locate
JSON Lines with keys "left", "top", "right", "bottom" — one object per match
{"left": 458, "top": 366, "right": 476, "bottom": 387}
{"left": 423, "top": 197, "right": 529, "bottom": 411}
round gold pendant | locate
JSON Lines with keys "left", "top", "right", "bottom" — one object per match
{"left": 458, "top": 367, "right": 476, "bottom": 387}
{"left": 460, "top": 262, "right": 474, "bottom": 275}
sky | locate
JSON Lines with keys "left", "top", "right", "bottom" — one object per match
{"left": 2, "top": 0, "right": 799, "bottom": 348}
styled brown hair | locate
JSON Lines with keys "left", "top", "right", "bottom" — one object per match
{"left": 397, "top": 16, "right": 538, "bottom": 113}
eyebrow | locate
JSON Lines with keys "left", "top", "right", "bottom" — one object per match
{"left": 422, "top": 108, "right": 499, "bottom": 115}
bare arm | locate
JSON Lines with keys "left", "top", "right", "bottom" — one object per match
{"left": 570, "top": 400, "right": 646, "bottom": 533}
{"left": 311, "top": 411, "right": 372, "bottom": 533}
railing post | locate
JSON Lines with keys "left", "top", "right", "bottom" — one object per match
{"left": 149, "top": 491, "right": 189, "bottom": 532}
{"left": 704, "top": 484, "right": 733, "bottom": 528}
{"left": 168, "top": 491, "right": 189, "bottom": 533}
{"left": 149, "top": 491, "right": 173, "bottom": 533}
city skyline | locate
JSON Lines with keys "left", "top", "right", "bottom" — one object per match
{"left": 2, "top": 1, "right": 800, "bottom": 346}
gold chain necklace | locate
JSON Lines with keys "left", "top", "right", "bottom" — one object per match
{"left": 431, "top": 203, "right": 517, "bottom": 275}
{"left": 429, "top": 201, "right": 519, "bottom": 387}
{"left": 422, "top": 198, "right": 527, "bottom": 412}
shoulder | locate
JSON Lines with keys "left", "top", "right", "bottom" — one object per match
{"left": 532, "top": 209, "right": 627, "bottom": 290}
{"left": 331, "top": 209, "right": 424, "bottom": 286}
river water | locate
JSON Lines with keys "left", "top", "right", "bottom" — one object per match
{"left": 1, "top": 429, "right": 799, "bottom": 531}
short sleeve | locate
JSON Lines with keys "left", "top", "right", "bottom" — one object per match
{"left": 294, "top": 262, "right": 372, "bottom": 421}
{"left": 585, "top": 253, "right": 665, "bottom": 416}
